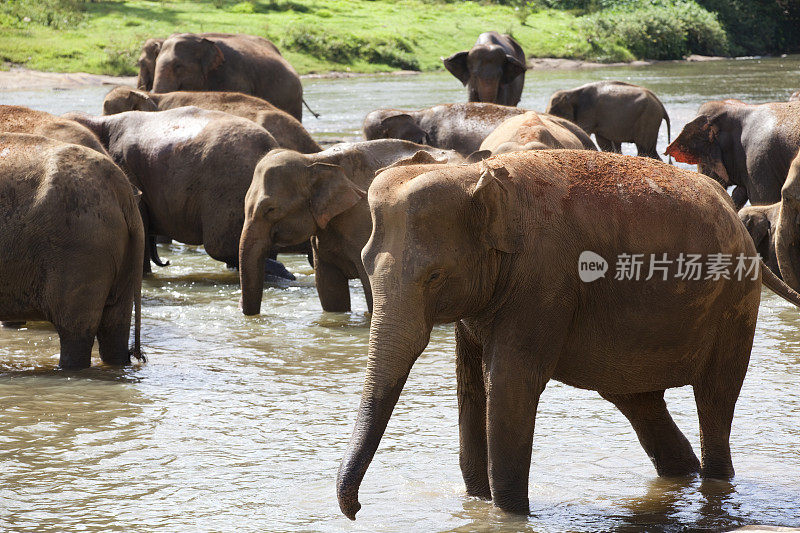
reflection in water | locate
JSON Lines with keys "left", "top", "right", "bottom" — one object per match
{"left": 1, "top": 57, "right": 800, "bottom": 531}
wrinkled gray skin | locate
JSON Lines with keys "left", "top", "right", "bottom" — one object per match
{"left": 336, "top": 149, "right": 800, "bottom": 519}
{"left": 136, "top": 38, "right": 164, "bottom": 91}
{"left": 739, "top": 203, "right": 780, "bottom": 277}
{"left": 666, "top": 100, "right": 800, "bottom": 209}
{"left": 0, "top": 133, "right": 143, "bottom": 369}
{"left": 0, "top": 105, "right": 107, "bottom": 156}
{"left": 151, "top": 33, "right": 304, "bottom": 121}
{"left": 443, "top": 31, "right": 527, "bottom": 106}
{"left": 63, "top": 107, "right": 309, "bottom": 276}
{"left": 239, "top": 141, "right": 463, "bottom": 316}
{"left": 363, "top": 103, "right": 529, "bottom": 155}
{"left": 546, "top": 81, "right": 670, "bottom": 160}
{"left": 102, "top": 86, "right": 321, "bottom": 153}
{"left": 775, "top": 151, "right": 800, "bottom": 291}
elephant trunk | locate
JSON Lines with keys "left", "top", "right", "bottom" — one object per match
{"left": 776, "top": 200, "right": 800, "bottom": 291}
{"left": 475, "top": 78, "right": 499, "bottom": 104}
{"left": 239, "top": 219, "right": 269, "bottom": 315}
{"left": 337, "top": 291, "right": 431, "bottom": 520}
{"left": 151, "top": 69, "right": 177, "bottom": 94}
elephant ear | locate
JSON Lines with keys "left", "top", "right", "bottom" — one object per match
{"left": 127, "top": 89, "right": 158, "bottom": 112}
{"left": 664, "top": 115, "right": 717, "bottom": 164}
{"left": 466, "top": 149, "right": 493, "bottom": 163}
{"left": 309, "top": 162, "right": 367, "bottom": 229}
{"left": 443, "top": 51, "right": 470, "bottom": 86}
{"left": 471, "top": 162, "right": 523, "bottom": 253}
{"left": 380, "top": 114, "right": 429, "bottom": 144}
{"left": 374, "top": 150, "right": 447, "bottom": 176}
{"left": 502, "top": 56, "right": 526, "bottom": 84}
{"left": 199, "top": 38, "right": 225, "bottom": 78}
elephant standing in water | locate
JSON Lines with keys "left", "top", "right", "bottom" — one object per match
{"left": 150, "top": 33, "right": 304, "bottom": 121}
{"left": 336, "top": 150, "right": 800, "bottom": 518}
{"left": 239, "top": 141, "right": 462, "bottom": 315}
{"left": 443, "top": 31, "right": 527, "bottom": 106}
{"left": 102, "top": 87, "right": 321, "bottom": 154}
{"left": 0, "top": 133, "right": 143, "bottom": 369}
{"left": 739, "top": 203, "right": 780, "bottom": 277}
{"left": 546, "top": 81, "right": 670, "bottom": 159}
{"left": 666, "top": 100, "right": 800, "bottom": 209}
{"left": 479, "top": 110, "right": 597, "bottom": 154}
{"left": 775, "top": 151, "right": 800, "bottom": 290}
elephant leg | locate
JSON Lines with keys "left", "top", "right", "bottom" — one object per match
{"left": 315, "top": 257, "right": 351, "bottom": 312}
{"left": 731, "top": 186, "right": 748, "bottom": 210}
{"left": 636, "top": 142, "right": 662, "bottom": 161}
{"left": 97, "top": 295, "right": 134, "bottom": 366}
{"left": 600, "top": 390, "right": 700, "bottom": 476}
{"left": 596, "top": 134, "right": 617, "bottom": 153}
{"left": 359, "top": 272, "right": 373, "bottom": 314}
{"left": 455, "top": 321, "right": 490, "bottom": 500}
{"left": 57, "top": 331, "right": 94, "bottom": 370}
{"left": 693, "top": 340, "right": 750, "bottom": 479}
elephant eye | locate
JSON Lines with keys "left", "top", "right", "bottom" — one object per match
{"left": 427, "top": 271, "right": 444, "bottom": 285}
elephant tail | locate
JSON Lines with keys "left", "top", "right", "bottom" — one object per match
{"left": 303, "top": 98, "right": 321, "bottom": 119}
{"left": 127, "top": 198, "right": 146, "bottom": 363}
{"left": 761, "top": 259, "right": 800, "bottom": 307}
{"left": 149, "top": 234, "right": 170, "bottom": 267}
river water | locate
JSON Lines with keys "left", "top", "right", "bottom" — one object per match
{"left": 1, "top": 56, "right": 799, "bottom": 532}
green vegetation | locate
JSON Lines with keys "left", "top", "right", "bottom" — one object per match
{"left": 0, "top": 0, "right": 796, "bottom": 76}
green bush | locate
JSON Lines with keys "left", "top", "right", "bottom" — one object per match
{"left": 279, "top": 25, "right": 420, "bottom": 70}
{"left": 0, "top": 0, "right": 84, "bottom": 29}
{"left": 579, "top": 1, "right": 729, "bottom": 60}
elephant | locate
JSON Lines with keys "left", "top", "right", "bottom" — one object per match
{"left": 336, "top": 149, "right": 800, "bottom": 518}
{"left": 665, "top": 100, "right": 800, "bottom": 209}
{"left": 443, "top": 31, "right": 527, "bottom": 106}
{"left": 63, "top": 106, "right": 308, "bottom": 278}
{"left": 150, "top": 33, "right": 304, "bottom": 121}
{"left": 479, "top": 110, "right": 597, "bottom": 154}
{"left": 136, "top": 38, "right": 164, "bottom": 91}
{"left": 774, "top": 150, "right": 800, "bottom": 290}
{"left": 546, "top": 81, "right": 671, "bottom": 160}
{"left": 790, "top": 90, "right": 800, "bottom": 102}
{"left": 363, "top": 103, "right": 528, "bottom": 155}
{"left": 239, "top": 141, "right": 463, "bottom": 316}
{"left": 102, "top": 87, "right": 321, "bottom": 154}
{"left": 0, "top": 133, "right": 144, "bottom": 369}
{"left": 0, "top": 105, "right": 106, "bottom": 155}
{"left": 739, "top": 203, "right": 780, "bottom": 277}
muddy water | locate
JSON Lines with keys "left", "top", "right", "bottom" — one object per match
{"left": 1, "top": 56, "right": 800, "bottom": 532}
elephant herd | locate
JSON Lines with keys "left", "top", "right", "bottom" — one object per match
{"left": 3, "top": 30, "right": 800, "bottom": 519}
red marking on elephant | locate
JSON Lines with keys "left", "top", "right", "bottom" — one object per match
{"left": 664, "top": 144, "right": 698, "bottom": 165}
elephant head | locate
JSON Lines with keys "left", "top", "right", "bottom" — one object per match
{"left": 775, "top": 152, "right": 800, "bottom": 290}
{"left": 102, "top": 87, "right": 159, "bottom": 115}
{"left": 336, "top": 160, "right": 522, "bottom": 519}
{"left": 137, "top": 38, "right": 164, "bottom": 91}
{"left": 545, "top": 90, "right": 578, "bottom": 122}
{"left": 239, "top": 149, "right": 365, "bottom": 315}
{"left": 665, "top": 114, "right": 730, "bottom": 188}
{"left": 376, "top": 114, "right": 429, "bottom": 145}
{"left": 151, "top": 35, "right": 224, "bottom": 93}
{"left": 443, "top": 46, "right": 525, "bottom": 104}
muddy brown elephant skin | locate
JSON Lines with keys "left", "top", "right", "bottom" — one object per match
{"left": 150, "top": 33, "right": 304, "bottom": 121}
{"left": 239, "top": 141, "right": 463, "bottom": 316}
{"left": 64, "top": 106, "right": 289, "bottom": 273}
{"left": 479, "top": 110, "right": 597, "bottom": 154}
{"left": 0, "top": 133, "right": 144, "bottom": 369}
{"left": 546, "top": 81, "right": 670, "bottom": 160}
{"left": 666, "top": 100, "right": 800, "bottom": 209}
{"left": 443, "top": 32, "right": 526, "bottom": 106}
{"left": 102, "top": 87, "right": 321, "bottom": 154}
{"left": 137, "top": 38, "right": 164, "bottom": 91}
{"left": 739, "top": 203, "right": 780, "bottom": 278}
{"left": 0, "top": 105, "right": 107, "bottom": 155}
{"left": 363, "top": 103, "right": 531, "bottom": 155}
{"left": 775, "top": 151, "right": 800, "bottom": 290}
{"left": 336, "top": 150, "right": 800, "bottom": 519}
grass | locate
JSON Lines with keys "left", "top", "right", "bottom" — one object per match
{"left": 0, "top": 0, "right": 597, "bottom": 75}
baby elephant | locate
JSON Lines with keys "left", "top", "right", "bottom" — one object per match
{"left": 239, "top": 140, "right": 463, "bottom": 315}
{"left": 0, "top": 133, "right": 144, "bottom": 369}
{"left": 739, "top": 203, "right": 780, "bottom": 277}
{"left": 546, "top": 81, "right": 671, "bottom": 159}
{"left": 102, "top": 87, "right": 320, "bottom": 154}
{"left": 479, "top": 110, "right": 597, "bottom": 154}
{"left": 443, "top": 31, "right": 526, "bottom": 106}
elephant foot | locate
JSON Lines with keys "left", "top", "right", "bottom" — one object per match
{"left": 265, "top": 258, "right": 296, "bottom": 281}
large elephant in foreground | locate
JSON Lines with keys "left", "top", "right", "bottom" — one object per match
{"left": 363, "top": 103, "right": 527, "bottom": 155}
{"left": 546, "top": 81, "right": 670, "bottom": 159}
{"left": 443, "top": 31, "right": 526, "bottom": 106}
{"left": 666, "top": 100, "right": 800, "bottom": 209}
{"left": 102, "top": 87, "right": 321, "bottom": 154}
{"left": 0, "top": 105, "right": 107, "bottom": 155}
{"left": 336, "top": 150, "right": 800, "bottom": 518}
{"left": 64, "top": 107, "right": 298, "bottom": 274}
{"left": 479, "top": 110, "right": 597, "bottom": 154}
{"left": 239, "top": 141, "right": 462, "bottom": 316}
{"left": 150, "top": 33, "right": 304, "bottom": 121}
{"left": 0, "top": 133, "right": 143, "bottom": 369}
